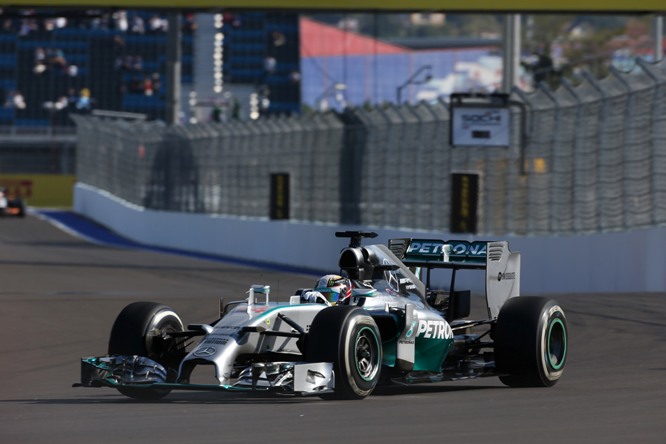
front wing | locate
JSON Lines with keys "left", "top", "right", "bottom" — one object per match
{"left": 75, "top": 355, "right": 335, "bottom": 396}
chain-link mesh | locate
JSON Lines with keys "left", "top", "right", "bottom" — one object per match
{"left": 74, "top": 60, "right": 666, "bottom": 236}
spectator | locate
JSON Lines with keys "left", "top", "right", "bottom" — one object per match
{"left": 131, "top": 15, "right": 145, "bottom": 34}
{"left": 55, "top": 17, "right": 67, "bottom": 29}
{"left": 8, "top": 91, "right": 26, "bottom": 109}
{"left": 34, "top": 46, "right": 47, "bottom": 74}
{"left": 66, "top": 64, "right": 78, "bottom": 77}
{"left": 116, "top": 55, "right": 142, "bottom": 72}
{"left": 271, "top": 31, "right": 286, "bottom": 47}
{"left": 211, "top": 104, "right": 221, "bottom": 122}
{"left": 42, "top": 95, "right": 68, "bottom": 111}
{"left": 76, "top": 88, "right": 92, "bottom": 112}
{"left": 231, "top": 98, "right": 241, "bottom": 120}
{"left": 43, "top": 18, "right": 56, "bottom": 31}
{"left": 150, "top": 72, "right": 161, "bottom": 93}
{"left": 182, "top": 13, "right": 196, "bottom": 32}
{"left": 113, "top": 10, "right": 128, "bottom": 32}
{"left": 18, "top": 18, "right": 37, "bottom": 36}
{"left": 131, "top": 55, "right": 143, "bottom": 72}
{"left": 264, "top": 56, "right": 276, "bottom": 75}
{"left": 49, "top": 48, "right": 67, "bottom": 71}
{"left": 143, "top": 75, "right": 153, "bottom": 96}
{"left": 148, "top": 15, "right": 166, "bottom": 33}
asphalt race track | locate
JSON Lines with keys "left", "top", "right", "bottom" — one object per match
{"left": 1, "top": 214, "right": 665, "bottom": 444}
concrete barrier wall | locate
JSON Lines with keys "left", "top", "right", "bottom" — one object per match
{"left": 75, "top": 182, "right": 666, "bottom": 295}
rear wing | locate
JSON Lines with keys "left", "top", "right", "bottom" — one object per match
{"left": 388, "top": 239, "right": 521, "bottom": 319}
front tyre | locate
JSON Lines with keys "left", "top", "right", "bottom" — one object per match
{"left": 494, "top": 297, "right": 568, "bottom": 387}
{"left": 108, "top": 302, "right": 185, "bottom": 400}
{"left": 307, "top": 306, "right": 382, "bottom": 400}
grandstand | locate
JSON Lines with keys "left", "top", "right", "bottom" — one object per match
{"left": 0, "top": 9, "right": 194, "bottom": 129}
{"left": 1, "top": 10, "right": 508, "bottom": 131}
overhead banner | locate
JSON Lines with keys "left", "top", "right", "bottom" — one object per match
{"left": 4, "top": 0, "right": 664, "bottom": 11}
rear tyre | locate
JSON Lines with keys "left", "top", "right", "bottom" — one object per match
{"left": 108, "top": 302, "right": 185, "bottom": 400}
{"left": 16, "top": 201, "right": 25, "bottom": 217}
{"left": 494, "top": 297, "right": 568, "bottom": 387}
{"left": 307, "top": 306, "right": 382, "bottom": 400}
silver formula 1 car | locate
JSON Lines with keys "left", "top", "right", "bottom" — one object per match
{"left": 76, "top": 231, "right": 568, "bottom": 400}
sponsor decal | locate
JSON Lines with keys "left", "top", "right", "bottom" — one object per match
{"left": 451, "top": 173, "right": 479, "bottom": 234}
{"left": 214, "top": 325, "right": 242, "bottom": 335}
{"left": 416, "top": 320, "right": 453, "bottom": 340}
{"left": 498, "top": 272, "right": 516, "bottom": 281}
{"left": 399, "top": 277, "right": 416, "bottom": 291}
{"left": 406, "top": 241, "right": 445, "bottom": 256}
{"left": 386, "top": 266, "right": 400, "bottom": 293}
{"left": 0, "top": 179, "right": 32, "bottom": 198}
{"left": 203, "top": 338, "right": 229, "bottom": 346}
{"left": 270, "top": 173, "right": 290, "bottom": 220}
{"left": 193, "top": 346, "right": 217, "bottom": 357}
{"left": 405, "top": 320, "right": 416, "bottom": 339}
{"left": 449, "top": 240, "right": 487, "bottom": 257}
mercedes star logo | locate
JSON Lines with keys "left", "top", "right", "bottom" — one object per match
{"left": 193, "top": 346, "right": 217, "bottom": 357}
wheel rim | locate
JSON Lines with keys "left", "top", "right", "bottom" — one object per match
{"left": 354, "top": 326, "right": 380, "bottom": 381}
{"left": 145, "top": 312, "right": 185, "bottom": 381}
{"left": 547, "top": 318, "right": 567, "bottom": 370}
{"left": 146, "top": 311, "right": 184, "bottom": 359}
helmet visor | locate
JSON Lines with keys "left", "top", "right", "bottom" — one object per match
{"left": 314, "top": 275, "right": 350, "bottom": 304}
{"left": 317, "top": 287, "right": 342, "bottom": 304}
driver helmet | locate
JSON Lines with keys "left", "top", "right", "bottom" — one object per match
{"left": 314, "top": 274, "right": 352, "bottom": 305}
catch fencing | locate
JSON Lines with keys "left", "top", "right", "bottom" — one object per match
{"left": 73, "top": 58, "right": 666, "bottom": 236}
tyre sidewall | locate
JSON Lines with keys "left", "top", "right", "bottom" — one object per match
{"left": 495, "top": 297, "right": 568, "bottom": 387}
{"left": 538, "top": 302, "right": 567, "bottom": 384}
{"left": 340, "top": 313, "right": 382, "bottom": 397}
{"left": 108, "top": 302, "right": 184, "bottom": 360}
{"left": 307, "top": 306, "right": 382, "bottom": 399}
{"left": 108, "top": 302, "right": 184, "bottom": 400}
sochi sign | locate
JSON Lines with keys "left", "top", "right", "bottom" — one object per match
{"left": 451, "top": 106, "right": 511, "bottom": 147}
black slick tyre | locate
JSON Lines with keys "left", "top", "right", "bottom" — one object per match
{"left": 306, "top": 306, "right": 382, "bottom": 400}
{"left": 108, "top": 301, "right": 185, "bottom": 400}
{"left": 494, "top": 296, "right": 568, "bottom": 387}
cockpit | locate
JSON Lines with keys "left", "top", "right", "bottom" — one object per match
{"left": 338, "top": 243, "right": 426, "bottom": 304}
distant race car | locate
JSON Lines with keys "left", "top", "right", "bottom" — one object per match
{"left": 75, "top": 231, "right": 568, "bottom": 400}
{"left": 0, "top": 187, "right": 26, "bottom": 217}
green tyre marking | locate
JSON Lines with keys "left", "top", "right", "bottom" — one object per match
{"left": 547, "top": 317, "right": 567, "bottom": 371}
{"left": 354, "top": 326, "right": 380, "bottom": 382}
